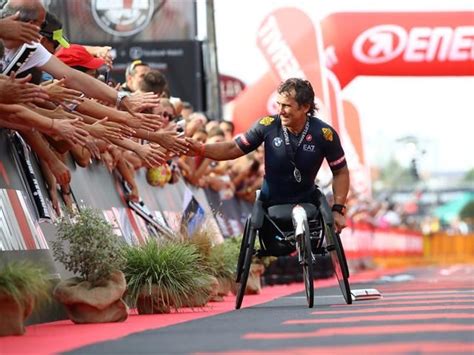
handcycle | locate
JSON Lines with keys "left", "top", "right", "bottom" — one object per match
{"left": 235, "top": 194, "right": 352, "bottom": 309}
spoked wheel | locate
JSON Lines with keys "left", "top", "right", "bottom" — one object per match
{"left": 235, "top": 225, "right": 256, "bottom": 309}
{"left": 301, "top": 219, "right": 314, "bottom": 308}
{"left": 236, "top": 217, "right": 251, "bottom": 283}
{"left": 326, "top": 225, "right": 352, "bottom": 304}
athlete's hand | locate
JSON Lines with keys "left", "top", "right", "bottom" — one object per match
{"left": 184, "top": 137, "right": 204, "bottom": 157}
{"left": 332, "top": 211, "right": 347, "bottom": 233}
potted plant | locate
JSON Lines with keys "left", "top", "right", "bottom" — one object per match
{"left": 122, "top": 238, "right": 214, "bottom": 314}
{"left": 207, "top": 238, "right": 240, "bottom": 300}
{"left": 181, "top": 224, "right": 233, "bottom": 302}
{"left": 0, "top": 261, "right": 51, "bottom": 336}
{"left": 51, "top": 207, "right": 128, "bottom": 323}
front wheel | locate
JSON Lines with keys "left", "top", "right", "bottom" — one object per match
{"left": 326, "top": 226, "right": 352, "bottom": 304}
{"left": 236, "top": 217, "right": 251, "bottom": 283}
{"left": 235, "top": 226, "right": 256, "bottom": 309}
{"left": 301, "top": 219, "right": 314, "bottom": 308}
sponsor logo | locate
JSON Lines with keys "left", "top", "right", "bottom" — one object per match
{"left": 305, "top": 133, "right": 313, "bottom": 142}
{"left": 129, "top": 46, "right": 144, "bottom": 59}
{"left": 303, "top": 144, "right": 315, "bottom": 152}
{"left": 91, "top": 0, "right": 154, "bottom": 37}
{"left": 273, "top": 137, "right": 283, "bottom": 147}
{"left": 259, "top": 116, "right": 275, "bottom": 126}
{"left": 322, "top": 128, "right": 333, "bottom": 141}
{"left": 353, "top": 24, "right": 474, "bottom": 64}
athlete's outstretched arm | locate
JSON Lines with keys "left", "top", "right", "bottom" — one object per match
{"left": 186, "top": 138, "right": 245, "bottom": 161}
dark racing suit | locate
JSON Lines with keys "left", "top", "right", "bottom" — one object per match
{"left": 235, "top": 114, "right": 346, "bottom": 205}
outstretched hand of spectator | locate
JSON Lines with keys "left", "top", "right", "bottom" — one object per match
{"left": 0, "top": 12, "right": 41, "bottom": 43}
{"left": 134, "top": 143, "right": 167, "bottom": 168}
{"left": 82, "top": 117, "right": 123, "bottom": 141}
{"left": 120, "top": 92, "right": 160, "bottom": 113}
{"left": 83, "top": 139, "right": 102, "bottom": 160}
{"left": 153, "top": 129, "right": 189, "bottom": 155}
{"left": 37, "top": 105, "right": 80, "bottom": 122}
{"left": 99, "top": 119, "right": 136, "bottom": 137}
{"left": 51, "top": 118, "right": 90, "bottom": 146}
{"left": 0, "top": 72, "right": 49, "bottom": 104}
{"left": 127, "top": 112, "right": 163, "bottom": 132}
{"left": 85, "top": 46, "right": 113, "bottom": 67}
{"left": 42, "top": 78, "right": 84, "bottom": 106}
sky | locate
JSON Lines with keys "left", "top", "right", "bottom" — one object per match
{"left": 211, "top": 0, "right": 474, "bottom": 175}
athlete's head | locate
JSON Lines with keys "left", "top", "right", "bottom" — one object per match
{"left": 277, "top": 78, "right": 317, "bottom": 117}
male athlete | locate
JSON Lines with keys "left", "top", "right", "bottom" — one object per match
{"left": 186, "top": 78, "right": 349, "bottom": 232}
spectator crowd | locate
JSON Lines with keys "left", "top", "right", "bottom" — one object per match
{"left": 0, "top": 0, "right": 264, "bottom": 217}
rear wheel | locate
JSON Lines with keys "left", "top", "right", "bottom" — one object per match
{"left": 326, "top": 226, "right": 352, "bottom": 304}
{"left": 235, "top": 226, "right": 256, "bottom": 309}
{"left": 302, "top": 219, "right": 314, "bottom": 308}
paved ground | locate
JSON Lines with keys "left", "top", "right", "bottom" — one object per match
{"left": 67, "top": 264, "right": 474, "bottom": 354}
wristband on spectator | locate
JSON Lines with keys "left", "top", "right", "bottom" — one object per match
{"left": 116, "top": 91, "right": 131, "bottom": 109}
{"left": 63, "top": 93, "right": 85, "bottom": 112}
{"left": 331, "top": 204, "right": 347, "bottom": 216}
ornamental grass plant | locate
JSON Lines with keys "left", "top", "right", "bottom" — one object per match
{"left": 0, "top": 262, "right": 51, "bottom": 335}
{"left": 122, "top": 238, "right": 214, "bottom": 313}
{"left": 208, "top": 238, "right": 240, "bottom": 281}
{"left": 0, "top": 261, "right": 51, "bottom": 309}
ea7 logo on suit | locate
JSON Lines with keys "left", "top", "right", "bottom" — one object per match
{"left": 303, "top": 144, "right": 315, "bottom": 152}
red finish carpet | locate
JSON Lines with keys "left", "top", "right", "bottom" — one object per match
{"left": 0, "top": 268, "right": 410, "bottom": 355}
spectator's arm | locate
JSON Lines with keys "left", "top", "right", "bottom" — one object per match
{"left": 107, "top": 138, "right": 166, "bottom": 167}
{"left": 83, "top": 45, "right": 113, "bottom": 67}
{"left": 20, "top": 130, "right": 71, "bottom": 186}
{"left": 0, "top": 104, "right": 89, "bottom": 145}
{"left": 76, "top": 98, "right": 160, "bottom": 133}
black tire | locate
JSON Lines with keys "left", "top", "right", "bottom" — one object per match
{"left": 235, "top": 226, "right": 256, "bottom": 309}
{"left": 302, "top": 219, "right": 314, "bottom": 308}
{"left": 326, "top": 226, "right": 352, "bottom": 304}
{"left": 236, "top": 217, "right": 251, "bottom": 283}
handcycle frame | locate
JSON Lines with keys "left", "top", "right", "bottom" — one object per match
{"left": 235, "top": 198, "right": 352, "bottom": 309}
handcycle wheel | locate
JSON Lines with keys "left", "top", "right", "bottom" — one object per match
{"left": 326, "top": 225, "right": 352, "bottom": 304}
{"left": 235, "top": 225, "right": 256, "bottom": 309}
{"left": 236, "top": 216, "right": 251, "bottom": 283}
{"left": 301, "top": 219, "right": 314, "bottom": 308}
